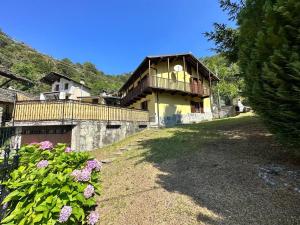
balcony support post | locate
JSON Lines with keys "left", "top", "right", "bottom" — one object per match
{"left": 208, "top": 71, "right": 213, "bottom": 113}
{"left": 197, "top": 62, "right": 201, "bottom": 95}
{"left": 148, "top": 59, "right": 152, "bottom": 86}
{"left": 183, "top": 56, "right": 186, "bottom": 92}
{"left": 167, "top": 57, "right": 170, "bottom": 89}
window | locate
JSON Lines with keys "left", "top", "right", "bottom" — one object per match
{"left": 92, "top": 99, "right": 99, "bottom": 104}
{"left": 55, "top": 84, "right": 59, "bottom": 91}
{"left": 141, "top": 101, "right": 148, "bottom": 110}
{"left": 106, "top": 124, "right": 121, "bottom": 129}
{"left": 191, "top": 101, "right": 202, "bottom": 113}
{"left": 139, "top": 124, "right": 148, "bottom": 129}
{"left": 64, "top": 83, "right": 69, "bottom": 90}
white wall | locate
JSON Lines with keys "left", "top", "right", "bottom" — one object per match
{"left": 50, "top": 78, "right": 90, "bottom": 100}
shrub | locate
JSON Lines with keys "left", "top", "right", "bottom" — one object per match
{"left": 1, "top": 141, "right": 102, "bottom": 225}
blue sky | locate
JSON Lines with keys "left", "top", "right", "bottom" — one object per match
{"left": 0, "top": 0, "right": 233, "bottom": 74}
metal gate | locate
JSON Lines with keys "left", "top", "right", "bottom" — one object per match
{"left": 0, "top": 127, "right": 19, "bottom": 220}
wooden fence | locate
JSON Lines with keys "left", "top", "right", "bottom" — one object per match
{"left": 13, "top": 100, "right": 149, "bottom": 122}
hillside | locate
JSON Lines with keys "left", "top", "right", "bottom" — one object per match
{"left": 0, "top": 30, "right": 129, "bottom": 94}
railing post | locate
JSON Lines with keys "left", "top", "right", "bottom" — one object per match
{"left": 12, "top": 93, "right": 17, "bottom": 126}
{"left": 71, "top": 100, "right": 74, "bottom": 124}
{"left": 62, "top": 100, "right": 65, "bottom": 125}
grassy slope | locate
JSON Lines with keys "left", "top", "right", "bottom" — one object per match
{"left": 92, "top": 114, "right": 299, "bottom": 225}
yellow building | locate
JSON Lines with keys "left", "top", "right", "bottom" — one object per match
{"left": 119, "top": 53, "right": 219, "bottom": 126}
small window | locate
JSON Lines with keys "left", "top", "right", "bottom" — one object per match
{"left": 92, "top": 99, "right": 99, "bottom": 104}
{"left": 55, "top": 84, "right": 60, "bottom": 91}
{"left": 141, "top": 101, "right": 148, "bottom": 110}
{"left": 64, "top": 83, "right": 69, "bottom": 90}
{"left": 106, "top": 124, "right": 121, "bottom": 129}
{"left": 139, "top": 124, "right": 148, "bottom": 129}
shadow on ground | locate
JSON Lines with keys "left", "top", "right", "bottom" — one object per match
{"left": 138, "top": 116, "right": 300, "bottom": 225}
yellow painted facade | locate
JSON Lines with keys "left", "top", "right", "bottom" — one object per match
{"left": 124, "top": 56, "right": 213, "bottom": 122}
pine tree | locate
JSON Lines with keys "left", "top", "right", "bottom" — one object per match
{"left": 238, "top": 0, "right": 300, "bottom": 147}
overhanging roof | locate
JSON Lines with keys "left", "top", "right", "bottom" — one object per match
{"left": 0, "top": 67, "right": 34, "bottom": 86}
{"left": 40, "top": 72, "right": 91, "bottom": 90}
{"left": 119, "top": 53, "right": 219, "bottom": 92}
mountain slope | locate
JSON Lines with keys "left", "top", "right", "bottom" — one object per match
{"left": 0, "top": 30, "right": 129, "bottom": 94}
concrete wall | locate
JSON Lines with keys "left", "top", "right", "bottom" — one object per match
{"left": 156, "top": 112, "right": 213, "bottom": 127}
{"left": 213, "top": 106, "right": 237, "bottom": 119}
{"left": 71, "top": 121, "right": 149, "bottom": 151}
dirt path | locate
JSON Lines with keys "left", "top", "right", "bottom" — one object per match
{"left": 92, "top": 115, "right": 300, "bottom": 225}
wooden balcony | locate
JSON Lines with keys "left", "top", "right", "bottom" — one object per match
{"left": 121, "top": 75, "right": 210, "bottom": 106}
{"left": 13, "top": 100, "right": 149, "bottom": 123}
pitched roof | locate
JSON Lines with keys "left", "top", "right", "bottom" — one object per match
{"left": 40, "top": 72, "right": 91, "bottom": 90}
{"left": 119, "top": 53, "right": 219, "bottom": 92}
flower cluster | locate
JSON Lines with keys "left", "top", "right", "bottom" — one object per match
{"left": 84, "top": 184, "right": 95, "bottom": 199}
{"left": 39, "top": 141, "right": 53, "bottom": 150}
{"left": 86, "top": 159, "right": 102, "bottom": 172}
{"left": 58, "top": 206, "right": 72, "bottom": 223}
{"left": 71, "top": 159, "right": 101, "bottom": 182}
{"left": 65, "top": 147, "right": 73, "bottom": 153}
{"left": 87, "top": 211, "right": 100, "bottom": 225}
{"left": 71, "top": 168, "right": 91, "bottom": 182}
{"left": 37, "top": 160, "right": 49, "bottom": 169}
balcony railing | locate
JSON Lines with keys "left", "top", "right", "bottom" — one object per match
{"left": 13, "top": 100, "right": 149, "bottom": 122}
{"left": 121, "top": 75, "right": 210, "bottom": 106}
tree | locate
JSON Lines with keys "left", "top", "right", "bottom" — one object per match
{"left": 238, "top": 0, "right": 300, "bottom": 146}
{"left": 202, "top": 55, "right": 242, "bottom": 104}
{"left": 207, "top": 0, "right": 300, "bottom": 148}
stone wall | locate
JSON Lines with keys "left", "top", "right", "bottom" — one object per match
{"left": 71, "top": 121, "right": 149, "bottom": 151}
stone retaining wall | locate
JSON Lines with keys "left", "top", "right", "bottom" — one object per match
{"left": 71, "top": 121, "right": 149, "bottom": 151}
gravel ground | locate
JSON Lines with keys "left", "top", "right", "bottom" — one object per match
{"left": 92, "top": 114, "right": 300, "bottom": 225}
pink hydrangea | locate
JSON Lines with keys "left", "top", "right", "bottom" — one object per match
{"left": 86, "top": 159, "right": 102, "bottom": 172}
{"left": 39, "top": 141, "right": 53, "bottom": 150}
{"left": 71, "top": 169, "right": 91, "bottom": 182}
{"left": 71, "top": 169, "right": 81, "bottom": 181}
{"left": 84, "top": 184, "right": 95, "bottom": 199}
{"left": 87, "top": 211, "right": 99, "bottom": 225}
{"left": 37, "top": 160, "right": 49, "bottom": 169}
{"left": 58, "top": 206, "right": 72, "bottom": 223}
{"left": 65, "top": 147, "right": 73, "bottom": 153}
{"left": 79, "top": 168, "right": 91, "bottom": 181}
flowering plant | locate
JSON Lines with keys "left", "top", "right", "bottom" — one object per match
{"left": 1, "top": 142, "right": 101, "bottom": 225}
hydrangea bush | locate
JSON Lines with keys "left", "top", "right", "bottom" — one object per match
{"left": 1, "top": 141, "right": 101, "bottom": 225}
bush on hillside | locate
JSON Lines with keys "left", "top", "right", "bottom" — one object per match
{"left": 1, "top": 141, "right": 101, "bottom": 225}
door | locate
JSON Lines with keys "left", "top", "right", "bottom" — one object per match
{"left": 190, "top": 78, "right": 199, "bottom": 94}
